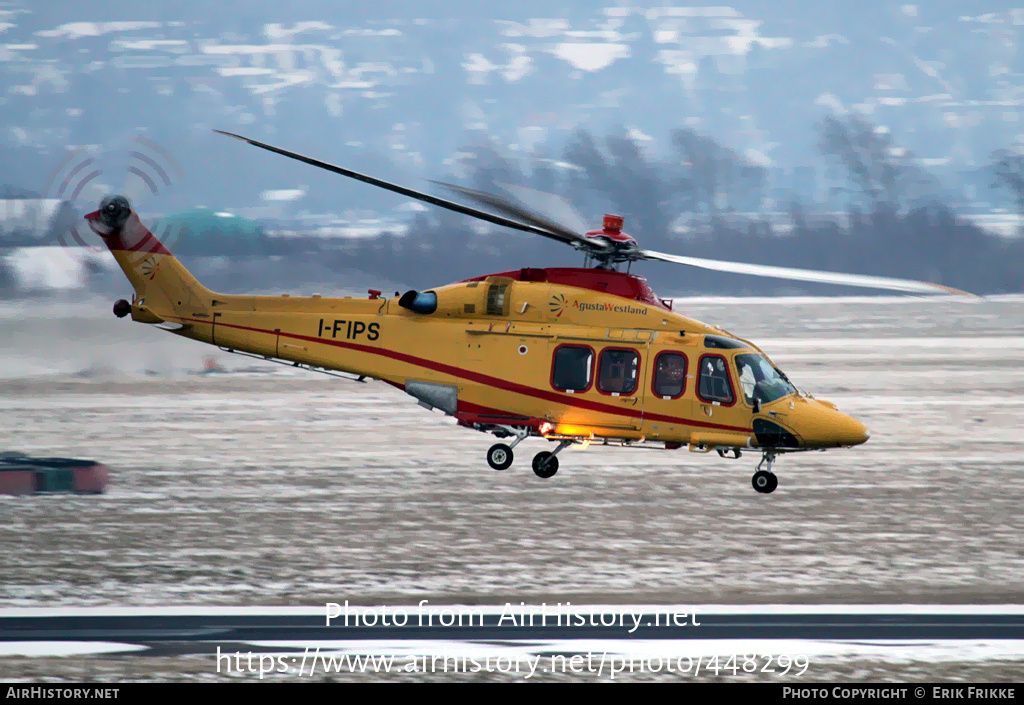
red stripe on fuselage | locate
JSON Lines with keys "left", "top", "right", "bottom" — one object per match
{"left": 456, "top": 398, "right": 534, "bottom": 421}
{"left": 175, "top": 316, "right": 753, "bottom": 435}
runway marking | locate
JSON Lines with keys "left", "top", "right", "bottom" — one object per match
{"left": 5, "top": 604, "right": 1024, "bottom": 617}
{"left": 0, "top": 641, "right": 146, "bottom": 657}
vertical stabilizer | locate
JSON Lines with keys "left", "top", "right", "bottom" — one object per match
{"left": 85, "top": 195, "right": 212, "bottom": 321}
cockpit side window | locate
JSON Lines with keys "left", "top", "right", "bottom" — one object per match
{"left": 735, "top": 353, "right": 796, "bottom": 405}
{"left": 652, "top": 352, "right": 687, "bottom": 399}
{"left": 697, "top": 354, "right": 734, "bottom": 405}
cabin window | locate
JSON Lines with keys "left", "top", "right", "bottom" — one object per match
{"left": 598, "top": 348, "right": 639, "bottom": 395}
{"left": 652, "top": 352, "right": 687, "bottom": 399}
{"left": 697, "top": 354, "right": 734, "bottom": 404}
{"left": 551, "top": 345, "right": 594, "bottom": 393}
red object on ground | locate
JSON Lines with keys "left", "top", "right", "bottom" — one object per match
{"left": 0, "top": 456, "right": 110, "bottom": 495}
{"left": 0, "top": 470, "right": 35, "bottom": 496}
{"left": 72, "top": 464, "right": 110, "bottom": 494}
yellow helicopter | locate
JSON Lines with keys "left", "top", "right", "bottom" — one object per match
{"left": 85, "top": 130, "right": 968, "bottom": 493}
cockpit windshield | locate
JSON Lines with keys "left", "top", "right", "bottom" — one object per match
{"left": 735, "top": 354, "right": 796, "bottom": 405}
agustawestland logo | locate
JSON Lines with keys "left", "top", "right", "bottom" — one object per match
{"left": 549, "top": 294, "right": 647, "bottom": 318}
{"left": 549, "top": 293, "right": 569, "bottom": 317}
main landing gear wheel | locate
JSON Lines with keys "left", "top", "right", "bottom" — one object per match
{"left": 487, "top": 443, "right": 514, "bottom": 471}
{"left": 532, "top": 451, "right": 558, "bottom": 478}
{"left": 752, "top": 470, "right": 778, "bottom": 494}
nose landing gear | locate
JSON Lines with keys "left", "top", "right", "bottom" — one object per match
{"left": 752, "top": 452, "right": 778, "bottom": 494}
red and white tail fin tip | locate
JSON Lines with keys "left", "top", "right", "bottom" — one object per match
{"left": 85, "top": 195, "right": 170, "bottom": 255}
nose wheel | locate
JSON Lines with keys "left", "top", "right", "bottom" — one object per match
{"left": 752, "top": 469, "right": 777, "bottom": 493}
{"left": 752, "top": 452, "right": 778, "bottom": 494}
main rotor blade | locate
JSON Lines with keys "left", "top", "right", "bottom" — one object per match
{"left": 502, "top": 184, "right": 593, "bottom": 237}
{"left": 214, "top": 130, "right": 569, "bottom": 244}
{"left": 640, "top": 249, "right": 975, "bottom": 296}
{"left": 431, "top": 181, "right": 597, "bottom": 250}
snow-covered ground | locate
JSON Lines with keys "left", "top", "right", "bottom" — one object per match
{"left": 1, "top": 296, "right": 1023, "bottom": 679}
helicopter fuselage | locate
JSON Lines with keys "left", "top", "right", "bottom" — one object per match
{"left": 130, "top": 256, "right": 867, "bottom": 454}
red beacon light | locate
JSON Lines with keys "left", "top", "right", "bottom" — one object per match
{"left": 587, "top": 213, "right": 636, "bottom": 244}
{"left": 603, "top": 214, "right": 624, "bottom": 232}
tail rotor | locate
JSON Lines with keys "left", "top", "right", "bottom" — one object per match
{"left": 44, "top": 135, "right": 183, "bottom": 251}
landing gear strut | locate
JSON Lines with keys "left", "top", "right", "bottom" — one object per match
{"left": 752, "top": 452, "right": 779, "bottom": 494}
{"left": 533, "top": 440, "right": 572, "bottom": 479}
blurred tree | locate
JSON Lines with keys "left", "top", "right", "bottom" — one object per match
{"left": 0, "top": 258, "right": 14, "bottom": 294}
{"left": 463, "top": 142, "right": 524, "bottom": 194}
{"left": 601, "top": 132, "right": 672, "bottom": 243}
{"left": 561, "top": 128, "right": 613, "bottom": 218}
{"left": 817, "top": 114, "right": 937, "bottom": 216}
{"left": 669, "top": 128, "right": 765, "bottom": 221}
{"left": 558, "top": 128, "right": 676, "bottom": 246}
{"left": 991, "top": 149, "right": 1024, "bottom": 233}
{"left": 670, "top": 128, "right": 724, "bottom": 218}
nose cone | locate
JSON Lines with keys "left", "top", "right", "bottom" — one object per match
{"left": 834, "top": 414, "right": 870, "bottom": 447}
{"left": 792, "top": 400, "right": 870, "bottom": 448}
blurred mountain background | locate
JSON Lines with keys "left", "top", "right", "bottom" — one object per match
{"left": 3, "top": 0, "right": 1024, "bottom": 296}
